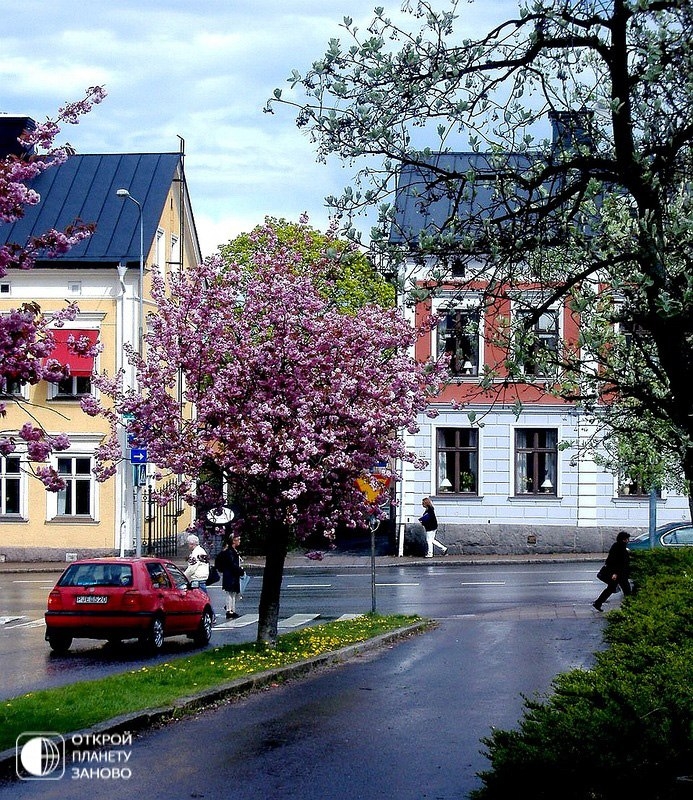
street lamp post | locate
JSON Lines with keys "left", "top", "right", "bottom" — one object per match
{"left": 116, "top": 188, "right": 145, "bottom": 558}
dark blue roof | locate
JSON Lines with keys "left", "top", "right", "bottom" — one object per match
{"left": 0, "top": 152, "right": 183, "bottom": 266}
{"left": 390, "top": 152, "right": 537, "bottom": 246}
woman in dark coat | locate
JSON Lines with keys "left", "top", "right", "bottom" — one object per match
{"left": 214, "top": 534, "right": 245, "bottom": 619}
{"left": 593, "top": 530, "right": 631, "bottom": 611}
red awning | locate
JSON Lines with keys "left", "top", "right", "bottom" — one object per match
{"left": 49, "top": 329, "right": 98, "bottom": 377}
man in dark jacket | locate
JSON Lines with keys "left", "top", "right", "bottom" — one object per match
{"left": 593, "top": 530, "right": 631, "bottom": 611}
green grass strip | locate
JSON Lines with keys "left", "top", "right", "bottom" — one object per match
{"left": 1, "top": 613, "right": 422, "bottom": 752}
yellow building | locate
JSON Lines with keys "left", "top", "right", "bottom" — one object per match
{"left": 0, "top": 120, "right": 202, "bottom": 561}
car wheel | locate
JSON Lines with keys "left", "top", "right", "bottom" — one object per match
{"left": 140, "top": 616, "right": 165, "bottom": 653}
{"left": 47, "top": 633, "right": 73, "bottom": 654}
{"left": 193, "top": 608, "right": 213, "bottom": 646}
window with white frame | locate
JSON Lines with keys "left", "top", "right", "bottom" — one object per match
{"left": 170, "top": 234, "right": 180, "bottom": 268}
{"left": 44, "top": 324, "right": 100, "bottom": 400}
{"left": 515, "top": 428, "right": 557, "bottom": 495}
{"left": 618, "top": 475, "right": 661, "bottom": 498}
{"left": 0, "top": 376, "right": 27, "bottom": 398}
{"left": 515, "top": 305, "right": 560, "bottom": 377}
{"left": 56, "top": 455, "right": 93, "bottom": 517}
{"left": 155, "top": 228, "right": 165, "bottom": 268}
{"left": 437, "top": 304, "right": 481, "bottom": 377}
{"left": 50, "top": 375, "right": 93, "bottom": 399}
{"left": 436, "top": 428, "right": 479, "bottom": 494}
{"left": 0, "top": 456, "right": 21, "bottom": 515}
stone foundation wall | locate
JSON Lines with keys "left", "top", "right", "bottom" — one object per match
{"left": 402, "top": 522, "right": 630, "bottom": 556}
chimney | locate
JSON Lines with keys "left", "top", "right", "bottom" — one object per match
{"left": 548, "top": 109, "right": 593, "bottom": 153}
{"left": 0, "top": 115, "right": 37, "bottom": 159}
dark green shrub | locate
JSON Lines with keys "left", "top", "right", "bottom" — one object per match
{"left": 470, "top": 550, "right": 693, "bottom": 800}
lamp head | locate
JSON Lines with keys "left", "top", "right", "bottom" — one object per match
{"left": 116, "top": 188, "right": 130, "bottom": 198}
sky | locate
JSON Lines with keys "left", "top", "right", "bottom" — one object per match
{"left": 1, "top": 0, "right": 520, "bottom": 259}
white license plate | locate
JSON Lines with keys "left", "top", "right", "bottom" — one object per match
{"left": 75, "top": 595, "right": 108, "bottom": 604}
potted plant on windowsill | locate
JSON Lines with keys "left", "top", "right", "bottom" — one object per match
{"left": 460, "top": 471, "right": 476, "bottom": 493}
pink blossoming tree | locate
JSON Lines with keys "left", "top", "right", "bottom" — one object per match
{"left": 0, "top": 87, "right": 106, "bottom": 488}
{"left": 89, "top": 221, "right": 445, "bottom": 643}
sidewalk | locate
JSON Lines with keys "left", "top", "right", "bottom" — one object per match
{"left": 0, "top": 550, "right": 605, "bottom": 574}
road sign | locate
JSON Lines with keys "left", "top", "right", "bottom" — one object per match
{"left": 133, "top": 464, "right": 147, "bottom": 486}
{"left": 355, "top": 475, "right": 391, "bottom": 503}
{"left": 130, "top": 448, "right": 148, "bottom": 463}
{"left": 207, "top": 507, "right": 234, "bottom": 524}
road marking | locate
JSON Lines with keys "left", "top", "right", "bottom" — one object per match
{"left": 7, "top": 619, "right": 44, "bottom": 628}
{"left": 459, "top": 581, "right": 506, "bottom": 586}
{"left": 11, "top": 579, "right": 55, "bottom": 584}
{"left": 213, "top": 614, "right": 258, "bottom": 628}
{"left": 376, "top": 582, "right": 419, "bottom": 586}
{"left": 0, "top": 616, "right": 23, "bottom": 625}
{"left": 286, "top": 583, "right": 331, "bottom": 588}
{"left": 213, "top": 612, "right": 354, "bottom": 630}
{"left": 279, "top": 613, "right": 320, "bottom": 627}
{"left": 548, "top": 580, "right": 595, "bottom": 584}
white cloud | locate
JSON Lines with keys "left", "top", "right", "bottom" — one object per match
{"left": 1, "top": 0, "right": 522, "bottom": 258}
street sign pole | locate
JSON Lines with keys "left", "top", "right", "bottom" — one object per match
{"left": 130, "top": 449, "right": 148, "bottom": 557}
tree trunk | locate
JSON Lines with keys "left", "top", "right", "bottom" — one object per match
{"left": 256, "top": 526, "right": 289, "bottom": 645}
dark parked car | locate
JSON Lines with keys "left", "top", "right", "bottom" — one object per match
{"left": 628, "top": 522, "right": 693, "bottom": 550}
{"left": 45, "top": 557, "right": 214, "bottom": 654}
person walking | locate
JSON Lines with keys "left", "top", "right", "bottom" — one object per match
{"left": 214, "top": 533, "right": 245, "bottom": 619}
{"left": 184, "top": 532, "right": 211, "bottom": 594}
{"left": 419, "top": 497, "right": 448, "bottom": 558}
{"left": 593, "top": 530, "right": 632, "bottom": 611}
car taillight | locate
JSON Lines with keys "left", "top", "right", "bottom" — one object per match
{"left": 47, "top": 589, "right": 62, "bottom": 610}
{"left": 122, "top": 590, "right": 141, "bottom": 610}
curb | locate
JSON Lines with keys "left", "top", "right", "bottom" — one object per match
{"left": 0, "top": 620, "right": 432, "bottom": 782}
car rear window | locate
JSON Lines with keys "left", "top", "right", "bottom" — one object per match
{"left": 58, "top": 563, "right": 133, "bottom": 588}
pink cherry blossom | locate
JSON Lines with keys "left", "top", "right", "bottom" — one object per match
{"left": 0, "top": 88, "right": 106, "bottom": 488}
{"left": 90, "top": 219, "right": 446, "bottom": 642}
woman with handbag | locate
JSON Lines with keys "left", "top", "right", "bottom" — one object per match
{"left": 593, "top": 530, "right": 632, "bottom": 611}
{"left": 214, "top": 534, "right": 245, "bottom": 619}
{"left": 419, "top": 497, "right": 448, "bottom": 558}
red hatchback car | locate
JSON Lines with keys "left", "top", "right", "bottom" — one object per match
{"left": 45, "top": 557, "right": 214, "bottom": 654}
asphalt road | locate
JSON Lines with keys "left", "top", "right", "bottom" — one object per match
{"left": 0, "top": 559, "right": 609, "bottom": 798}
{"left": 0, "top": 560, "right": 606, "bottom": 698}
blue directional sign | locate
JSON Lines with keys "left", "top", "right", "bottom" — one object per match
{"left": 130, "top": 448, "right": 148, "bottom": 464}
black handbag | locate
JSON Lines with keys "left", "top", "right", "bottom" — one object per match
{"left": 597, "top": 565, "right": 611, "bottom": 584}
{"left": 207, "top": 565, "right": 220, "bottom": 586}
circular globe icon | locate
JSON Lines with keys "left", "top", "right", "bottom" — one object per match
{"left": 20, "top": 736, "right": 62, "bottom": 777}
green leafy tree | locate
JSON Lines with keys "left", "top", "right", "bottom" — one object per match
{"left": 268, "top": 0, "right": 693, "bottom": 515}
{"left": 219, "top": 215, "right": 394, "bottom": 313}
